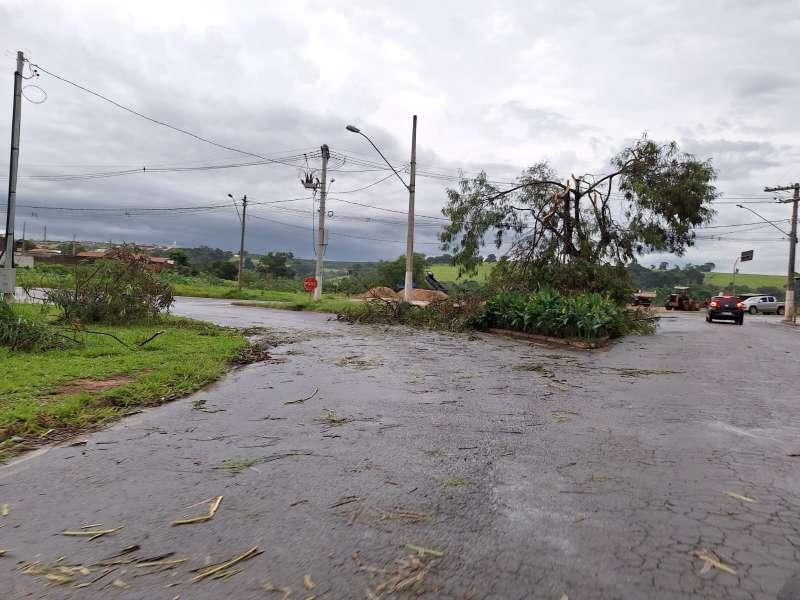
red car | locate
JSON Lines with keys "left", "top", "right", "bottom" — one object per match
{"left": 706, "top": 295, "right": 744, "bottom": 325}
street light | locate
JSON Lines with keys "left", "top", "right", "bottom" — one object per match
{"left": 346, "top": 116, "right": 418, "bottom": 302}
{"left": 735, "top": 204, "right": 790, "bottom": 236}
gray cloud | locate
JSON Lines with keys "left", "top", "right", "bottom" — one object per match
{"left": 1, "top": 0, "right": 798, "bottom": 273}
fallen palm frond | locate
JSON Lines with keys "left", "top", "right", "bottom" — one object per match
{"left": 693, "top": 549, "right": 737, "bottom": 575}
{"left": 191, "top": 545, "right": 261, "bottom": 582}
{"left": 404, "top": 544, "right": 443, "bottom": 558}
{"left": 723, "top": 491, "right": 757, "bottom": 503}
{"left": 171, "top": 495, "right": 223, "bottom": 526}
{"left": 61, "top": 526, "right": 123, "bottom": 541}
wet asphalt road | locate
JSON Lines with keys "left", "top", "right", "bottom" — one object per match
{"left": 1, "top": 298, "right": 799, "bottom": 599}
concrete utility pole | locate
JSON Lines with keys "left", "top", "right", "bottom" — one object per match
{"left": 314, "top": 144, "right": 330, "bottom": 301}
{"left": 345, "top": 116, "right": 419, "bottom": 302}
{"left": 403, "top": 115, "right": 417, "bottom": 303}
{"left": 235, "top": 194, "right": 248, "bottom": 290}
{"left": 72, "top": 233, "right": 76, "bottom": 256}
{"left": 2, "top": 51, "right": 24, "bottom": 301}
{"left": 764, "top": 183, "right": 799, "bottom": 323}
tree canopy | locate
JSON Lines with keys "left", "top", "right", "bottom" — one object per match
{"left": 439, "top": 136, "right": 718, "bottom": 280}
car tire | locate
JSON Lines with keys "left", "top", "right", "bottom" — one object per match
{"left": 777, "top": 306, "right": 785, "bottom": 315}
{"left": 749, "top": 306, "right": 758, "bottom": 315}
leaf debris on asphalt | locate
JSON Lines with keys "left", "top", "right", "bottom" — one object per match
{"left": 61, "top": 526, "right": 123, "bottom": 541}
{"left": 285, "top": 387, "right": 319, "bottom": 405}
{"left": 354, "top": 548, "right": 439, "bottom": 599}
{"left": 693, "top": 549, "right": 737, "bottom": 575}
{"left": 304, "top": 574, "right": 316, "bottom": 589}
{"left": 0, "top": 503, "right": 9, "bottom": 516}
{"left": 723, "top": 491, "right": 757, "bottom": 503}
{"left": 190, "top": 545, "right": 262, "bottom": 582}
{"left": 172, "top": 495, "right": 223, "bottom": 526}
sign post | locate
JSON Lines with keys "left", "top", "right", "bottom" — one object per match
{"left": 303, "top": 277, "right": 318, "bottom": 293}
{"left": 733, "top": 250, "right": 753, "bottom": 298}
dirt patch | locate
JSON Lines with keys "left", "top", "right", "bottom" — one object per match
{"left": 359, "top": 287, "right": 399, "bottom": 300}
{"left": 399, "top": 289, "right": 449, "bottom": 302}
{"left": 52, "top": 376, "right": 133, "bottom": 396}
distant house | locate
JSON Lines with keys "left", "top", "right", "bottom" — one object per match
{"left": 76, "top": 250, "right": 174, "bottom": 272}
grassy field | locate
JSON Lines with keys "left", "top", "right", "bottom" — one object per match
{"left": 0, "top": 305, "right": 248, "bottom": 456}
{"left": 704, "top": 272, "right": 786, "bottom": 289}
{"left": 428, "top": 263, "right": 494, "bottom": 283}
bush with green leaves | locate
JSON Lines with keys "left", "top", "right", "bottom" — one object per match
{"left": 476, "top": 288, "right": 636, "bottom": 340}
{"left": 0, "top": 302, "right": 68, "bottom": 351}
{"left": 44, "top": 247, "right": 174, "bottom": 324}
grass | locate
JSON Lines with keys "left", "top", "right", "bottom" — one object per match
{"left": 0, "top": 305, "right": 248, "bottom": 453}
{"left": 704, "top": 272, "right": 786, "bottom": 289}
{"left": 428, "top": 263, "right": 494, "bottom": 283}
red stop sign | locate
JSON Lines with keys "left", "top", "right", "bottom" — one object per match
{"left": 303, "top": 277, "right": 317, "bottom": 291}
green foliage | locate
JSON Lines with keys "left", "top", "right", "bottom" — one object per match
{"left": 16, "top": 264, "right": 73, "bottom": 288}
{"left": 44, "top": 247, "right": 174, "bottom": 324}
{"left": 490, "top": 258, "right": 634, "bottom": 305}
{"left": 56, "top": 241, "right": 87, "bottom": 256}
{"left": 167, "top": 249, "right": 189, "bottom": 267}
{"left": 210, "top": 260, "right": 238, "bottom": 280}
{"left": 0, "top": 308, "right": 247, "bottom": 446}
{"left": 476, "top": 289, "right": 636, "bottom": 341}
{"left": 257, "top": 252, "right": 295, "bottom": 279}
{"left": 372, "top": 253, "right": 428, "bottom": 289}
{"left": 338, "top": 293, "right": 485, "bottom": 332}
{"left": 440, "top": 135, "right": 718, "bottom": 282}
{"left": 0, "top": 303, "right": 69, "bottom": 352}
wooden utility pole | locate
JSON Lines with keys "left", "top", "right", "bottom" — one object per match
{"left": 764, "top": 183, "right": 799, "bottom": 323}
{"left": 403, "top": 115, "right": 417, "bottom": 303}
{"left": 314, "top": 144, "right": 330, "bottom": 301}
{"left": 2, "top": 51, "right": 23, "bottom": 301}
{"left": 236, "top": 195, "right": 248, "bottom": 290}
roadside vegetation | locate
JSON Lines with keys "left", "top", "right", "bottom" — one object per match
{"left": 1, "top": 249, "right": 250, "bottom": 459}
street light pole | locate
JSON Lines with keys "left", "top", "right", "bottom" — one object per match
{"left": 761, "top": 185, "right": 799, "bottom": 323}
{"left": 404, "top": 115, "right": 417, "bottom": 302}
{"left": 346, "top": 116, "right": 418, "bottom": 302}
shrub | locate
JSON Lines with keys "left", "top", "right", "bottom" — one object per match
{"left": 44, "top": 247, "right": 174, "bottom": 324}
{"left": 0, "top": 303, "right": 69, "bottom": 351}
{"left": 477, "top": 288, "right": 636, "bottom": 340}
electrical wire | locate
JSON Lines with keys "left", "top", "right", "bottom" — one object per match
{"left": 27, "top": 59, "right": 307, "bottom": 162}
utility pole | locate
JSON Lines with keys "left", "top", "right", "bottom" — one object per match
{"left": 403, "top": 115, "right": 417, "bottom": 303}
{"left": 21, "top": 222, "right": 25, "bottom": 247}
{"left": 2, "top": 51, "right": 24, "bottom": 301}
{"left": 764, "top": 183, "right": 799, "bottom": 323}
{"left": 314, "top": 144, "right": 330, "bottom": 301}
{"left": 236, "top": 195, "right": 247, "bottom": 290}
{"left": 72, "top": 233, "right": 76, "bottom": 256}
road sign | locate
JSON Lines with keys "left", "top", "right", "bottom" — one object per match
{"left": 740, "top": 249, "right": 754, "bottom": 262}
{"left": 0, "top": 268, "right": 16, "bottom": 294}
{"left": 303, "top": 276, "right": 317, "bottom": 292}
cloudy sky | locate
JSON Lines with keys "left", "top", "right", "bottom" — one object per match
{"left": 1, "top": 0, "right": 798, "bottom": 273}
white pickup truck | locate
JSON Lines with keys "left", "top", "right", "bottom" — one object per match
{"left": 741, "top": 295, "right": 786, "bottom": 315}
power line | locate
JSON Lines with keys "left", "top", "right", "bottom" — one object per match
{"left": 27, "top": 59, "right": 304, "bottom": 162}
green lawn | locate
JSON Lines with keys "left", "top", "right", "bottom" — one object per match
{"left": 704, "top": 272, "right": 786, "bottom": 289}
{"left": 428, "top": 263, "right": 494, "bottom": 283}
{"left": 0, "top": 305, "right": 247, "bottom": 456}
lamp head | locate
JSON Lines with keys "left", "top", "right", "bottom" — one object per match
{"left": 345, "top": 125, "right": 360, "bottom": 133}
